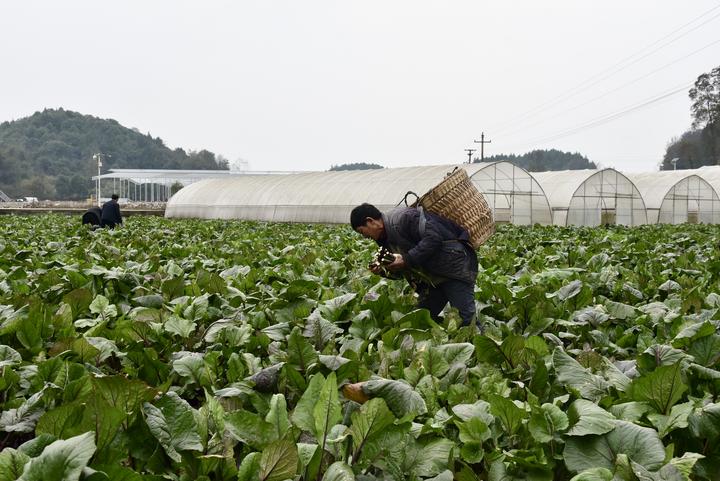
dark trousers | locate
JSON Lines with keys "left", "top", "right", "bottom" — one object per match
{"left": 416, "top": 279, "right": 476, "bottom": 326}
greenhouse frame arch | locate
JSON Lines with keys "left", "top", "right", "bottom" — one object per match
{"left": 627, "top": 171, "right": 720, "bottom": 224}
{"left": 532, "top": 168, "right": 647, "bottom": 226}
{"left": 468, "top": 161, "right": 552, "bottom": 225}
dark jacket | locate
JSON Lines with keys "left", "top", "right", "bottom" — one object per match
{"left": 100, "top": 200, "right": 123, "bottom": 225}
{"left": 379, "top": 207, "right": 477, "bottom": 284}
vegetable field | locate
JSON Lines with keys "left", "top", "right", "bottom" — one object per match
{"left": 1, "top": 215, "right": 720, "bottom": 481}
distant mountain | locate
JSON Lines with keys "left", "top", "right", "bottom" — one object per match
{"left": 477, "top": 149, "right": 597, "bottom": 171}
{"left": 0, "top": 108, "right": 228, "bottom": 200}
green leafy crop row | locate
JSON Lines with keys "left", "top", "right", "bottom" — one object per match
{"left": 0, "top": 215, "right": 719, "bottom": 481}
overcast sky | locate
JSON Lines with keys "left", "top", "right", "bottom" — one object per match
{"left": 1, "top": 1, "right": 719, "bottom": 173}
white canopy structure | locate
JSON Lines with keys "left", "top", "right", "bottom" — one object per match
{"left": 626, "top": 171, "right": 720, "bottom": 224}
{"left": 166, "top": 164, "right": 495, "bottom": 223}
{"left": 469, "top": 161, "right": 552, "bottom": 225}
{"left": 532, "top": 168, "right": 647, "bottom": 226}
{"left": 696, "top": 166, "right": 720, "bottom": 195}
{"left": 92, "top": 169, "right": 300, "bottom": 202}
{"left": 166, "top": 162, "right": 555, "bottom": 226}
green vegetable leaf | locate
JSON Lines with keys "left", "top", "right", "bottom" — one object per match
{"left": 529, "top": 403, "right": 569, "bottom": 442}
{"left": 164, "top": 315, "right": 196, "bottom": 338}
{"left": 568, "top": 468, "right": 613, "bottom": 481}
{"left": 303, "top": 310, "right": 343, "bottom": 349}
{"left": 318, "top": 293, "right": 357, "bottom": 322}
{"left": 548, "top": 280, "right": 583, "bottom": 301}
{"left": 291, "top": 373, "right": 325, "bottom": 433}
{"left": 172, "top": 351, "right": 212, "bottom": 386}
{"left": 0, "top": 344, "right": 21, "bottom": 368}
{"left": 362, "top": 378, "right": 428, "bottom": 418}
{"left": 564, "top": 421, "right": 665, "bottom": 473}
{"left": 287, "top": 327, "right": 319, "bottom": 372}
{"left": 451, "top": 401, "right": 494, "bottom": 425}
{"left": 323, "top": 461, "right": 355, "bottom": 481}
{"left": 259, "top": 438, "right": 298, "bottom": 481}
{"left": 687, "top": 402, "right": 720, "bottom": 439}
{"left": 669, "top": 452, "right": 704, "bottom": 480}
{"left": 609, "top": 402, "right": 652, "bottom": 422}
{"left": 237, "top": 452, "right": 261, "bottom": 481}
{"left": 91, "top": 375, "right": 156, "bottom": 421}
{"left": 143, "top": 392, "right": 203, "bottom": 462}
{"left": 457, "top": 417, "right": 490, "bottom": 463}
{"left": 0, "top": 448, "right": 30, "bottom": 481}
{"left": 349, "top": 398, "right": 395, "bottom": 459}
{"left": 313, "top": 372, "right": 342, "bottom": 450}
{"left": 265, "top": 394, "right": 290, "bottom": 441}
{"left": 132, "top": 294, "right": 164, "bottom": 308}
{"left": 637, "top": 345, "right": 688, "bottom": 373}
{"left": 0, "top": 390, "right": 45, "bottom": 433}
{"left": 414, "top": 438, "right": 454, "bottom": 478}
{"left": 18, "top": 432, "right": 96, "bottom": 481}
{"left": 488, "top": 394, "right": 524, "bottom": 436}
{"left": 421, "top": 347, "right": 450, "bottom": 378}
{"left": 553, "top": 348, "right": 609, "bottom": 402}
{"left": 89, "top": 295, "right": 117, "bottom": 319}
{"left": 435, "top": 343, "right": 475, "bottom": 365}
{"left": 687, "top": 334, "right": 720, "bottom": 367}
{"left": 36, "top": 376, "right": 151, "bottom": 457}
{"left": 566, "top": 400, "right": 616, "bottom": 436}
{"left": 226, "top": 410, "right": 277, "bottom": 449}
{"left": 629, "top": 363, "right": 687, "bottom": 415}
{"left": 647, "top": 402, "right": 694, "bottom": 438}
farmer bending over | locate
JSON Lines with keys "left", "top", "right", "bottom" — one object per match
{"left": 100, "top": 194, "right": 123, "bottom": 229}
{"left": 351, "top": 203, "right": 478, "bottom": 327}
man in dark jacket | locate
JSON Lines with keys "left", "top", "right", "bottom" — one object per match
{"left": 100, "top": 194, "right": 123, "bottom": 228}
{"left": 351, "top": 203, "right": 478, "bottom": 326}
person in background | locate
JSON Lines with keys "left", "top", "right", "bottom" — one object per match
{"left": 100, "top": 194, "right": 123, "bottom": 228}
{"left": 350, "top": 202, "right": 478, "bottom": 327}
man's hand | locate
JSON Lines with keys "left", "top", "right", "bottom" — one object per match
{"left": 386, "top": 253, "right": 406, "bottom": 271}
{"left": 369, "top": 263, "right": 383, "bottom": 275}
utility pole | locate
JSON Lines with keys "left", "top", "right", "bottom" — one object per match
{"left": 464, "top": 149, "right": 476, "bottom": 164}
{"left": 473, "top": 132, "right": 492, "bottom": 161}
{"left": 93, "top": 153, "right": 111, "bottom": 206}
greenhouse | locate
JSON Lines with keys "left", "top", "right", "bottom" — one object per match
{"left": 531, "top": 168, "right": 647, "bottom": 226}
{"left": 91, "top": 168, "right": 298, "bottom": 202}
{"left": 696, "top": 166, "right": 720, "bottom": 195}
{"left": 167, "top": 164, "right": 482, "bottom": 223}
{"left": 626, "top": 171, "right": 720, "bottom": 224}
{"left": 469, "top": 161, "right": 552, "bottom": 225}
{"left": 166, "top": 163, "right": 554, "bottom": 226}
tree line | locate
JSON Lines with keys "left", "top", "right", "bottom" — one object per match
{"left": 329, "top": 152, "right": 596, "bottom": 172}
{"left": 329, "top": 162, "right": 384, "bottom": 171}
{"left": 0, "top": 108, "right": 228, "bottom": 200}
{"left": 661, "top": 65, "right": 720, "bottom": 170}
{"left": 475, "top": 149, "right": 597, "bottom": 171}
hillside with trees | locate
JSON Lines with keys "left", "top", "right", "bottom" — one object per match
{"left": 661, "top": 65, "right": 719, "bottom": 170}
{"left": 329, "top": 162, "right": 384, "bottom": 171}
{"left": 0, "top": 108, "right": 228, "bottom": 200}
{"left": 477, "top": 149, "right": 597, "bottom": 171}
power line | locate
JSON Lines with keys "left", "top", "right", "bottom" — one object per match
{"left": 496, "top": 37, "right": 720, "bottom": 139}
{"left": 503, "top": 82, "right": 692, "bottom": 150}
{"left": 488, "top": 4, "right": 720, "bottom": 135}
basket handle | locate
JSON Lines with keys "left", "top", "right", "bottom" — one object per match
{"left": 398, "top": 191, "right": 420, "bottom": 207}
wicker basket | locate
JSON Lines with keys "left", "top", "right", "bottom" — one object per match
{"left": 414, "top": 168, "right": 494, "bottom": 248}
